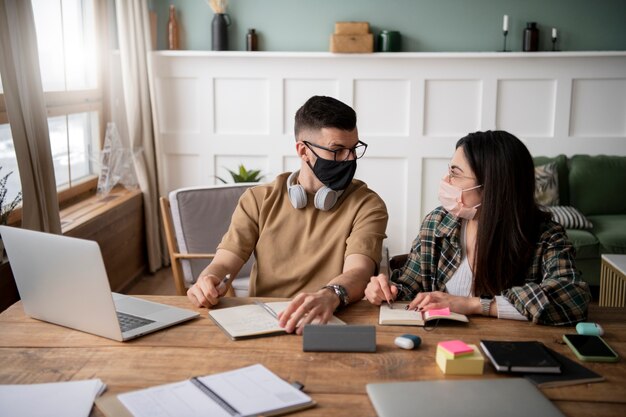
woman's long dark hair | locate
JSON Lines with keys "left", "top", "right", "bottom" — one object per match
{"left": 458, "top": 131, "right": 551, "bottom": 296}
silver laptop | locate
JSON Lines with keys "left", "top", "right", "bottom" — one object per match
{"left": 366, "top": 378, "right": 565, "bottom": 417}
{"left": 0, "top": 225, "right": 199, "bottom": 341}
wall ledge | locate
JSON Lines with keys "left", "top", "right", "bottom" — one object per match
{"left": 151, "top": 50, "right": 626, "bottom": 59}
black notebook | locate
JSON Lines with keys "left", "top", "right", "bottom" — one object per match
{"left": 480, "top": 340, "right": 561, "bottom": 374}
{"left": 524, "top": 346, "right": 605, "bottom": 388}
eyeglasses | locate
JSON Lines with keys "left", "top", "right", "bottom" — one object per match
{"left": 447, "top": 164, "right": 476, "bottom": 181}
{"left": 303, "top": 140, "right": 368, "bottom": 162}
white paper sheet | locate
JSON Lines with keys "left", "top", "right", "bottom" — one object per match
{"left": 0, "top": 379, "right": 106, "bottom": 417}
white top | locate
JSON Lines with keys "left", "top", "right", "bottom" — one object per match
{"left": 446, "top": 221, "right": 528, "bottom": 321}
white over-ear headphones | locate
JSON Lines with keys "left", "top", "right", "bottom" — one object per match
{"left": 287, "top": 170, "right": 343, "bottom": 211}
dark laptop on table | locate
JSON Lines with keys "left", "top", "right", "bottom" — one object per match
{"left": 0, "top": 225, "right": 199, "bottom": 341}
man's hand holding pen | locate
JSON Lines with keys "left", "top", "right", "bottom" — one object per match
{"left": 187, "top": 274, "right": 231, "bottom": 308}
{"left": 363, "top": 273, "right": 400, "bottom": 307}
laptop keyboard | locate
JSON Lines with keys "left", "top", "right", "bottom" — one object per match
{"left": 116, "top": 311, "right": 155, "bottom": 332}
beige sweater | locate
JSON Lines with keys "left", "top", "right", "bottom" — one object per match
{"left": 218, "top": 172, "right": 388, "bottom": 297}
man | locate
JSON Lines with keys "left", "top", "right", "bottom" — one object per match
{"left": 187, "top": 96, "right": 388, "bottom": 334}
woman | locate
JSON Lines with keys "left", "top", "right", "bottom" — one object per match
{"left": 365, "top": 130, "right": 591, "bottom": 325}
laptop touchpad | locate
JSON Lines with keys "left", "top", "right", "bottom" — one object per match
{"left": 114, "top": 295, "right": 168, "bottom": 316}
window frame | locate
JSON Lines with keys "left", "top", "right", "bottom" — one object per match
{"left": 0, "top": 0, "right": 112, "bottom": 224}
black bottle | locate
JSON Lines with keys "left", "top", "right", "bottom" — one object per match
{"left": 523, "top": 22, "right": 539, "bottom": 52}
{"left": 246, "top": 28, "right": 258, "bottom": 51}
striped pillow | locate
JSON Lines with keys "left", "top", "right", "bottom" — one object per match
{"left": 545, "top": 206, "right": 593, "bottom": 230}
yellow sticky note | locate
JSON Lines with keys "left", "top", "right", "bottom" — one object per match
{"left": 436, "top": 344, "right": 485, "bottom": 375}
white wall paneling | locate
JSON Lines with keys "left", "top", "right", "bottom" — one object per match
{"left": 496, "top": 79, "right": 556, "bottom": 137}
{"left": 570, "top": 78, "right": 626, "bottom": 137}
{"left": 283, "top": 79, "right": 339, "bottom": 134}
{"left": 424, "top": 79, "right": 482, "bottom": 137}
{"left": 150, "top": 52, "right": 626, "bottom": 254}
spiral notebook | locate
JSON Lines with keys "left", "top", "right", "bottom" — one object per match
{"left": 96, "top": 364, "right": 315, "bottom": 417}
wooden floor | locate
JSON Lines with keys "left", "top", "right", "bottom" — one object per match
{"left": 125, "top": 266, "right": 178, "bottom": 295}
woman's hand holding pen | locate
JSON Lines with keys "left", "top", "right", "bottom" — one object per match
{"left": 187, "top": 274, "right": 230, "bottom": 308}
{"left": 364, "top": 274, "right": 399, "bottom": 306}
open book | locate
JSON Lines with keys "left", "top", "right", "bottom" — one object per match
{"left": 379, "top": 302, "right": 468, "bottom": 326}
{"left": 209, "top": 301, "right": 346, "bottom": 340}
{"left": 96, "top": 364, "right": 315, "bottom": 417}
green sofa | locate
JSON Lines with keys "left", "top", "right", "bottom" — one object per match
{"left": 533, "top": 154, "right": 626, "bottom": 293}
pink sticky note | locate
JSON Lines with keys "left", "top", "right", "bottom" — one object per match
{"left": 438, "top": 340, "right": 474, "bottom": 357}
{"left": 427, "top": 307, "right": 450, "bottom": 317}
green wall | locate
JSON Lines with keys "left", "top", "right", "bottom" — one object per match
{"left": 152, "top": 0, "right": 626, "bottom": 52}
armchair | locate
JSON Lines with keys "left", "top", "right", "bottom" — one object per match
{"left": 160, "top": 184, "right": 256, "bottom": 296}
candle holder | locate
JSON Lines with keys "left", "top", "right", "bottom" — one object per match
{"left": 551, "top": 35, "right": 559, "bottom": 51}
{"left": 502, "top": 30, "right": 509, "bottom": 52}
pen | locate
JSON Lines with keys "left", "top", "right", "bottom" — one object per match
{"left": 216, "top": 274, "right": 231, "bottom": 293}
{"left": 253, "top": 300, "right": 279, "bottom": 320}
{"left": 386, "top": 282, "right": 398, "bottom": 309}
{"left": 387, "top": 282, "right": 405, "bottom": 310}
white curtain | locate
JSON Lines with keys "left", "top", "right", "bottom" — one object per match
{"left": 114, "top": 0, "right": 164, "bottom": 272}
{"left": 0, "top": 0, "right": 61, "bottom": 233}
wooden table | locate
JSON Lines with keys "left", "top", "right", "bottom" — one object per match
{"left": 1, "top": 297, "right": 625, "bottom": 416}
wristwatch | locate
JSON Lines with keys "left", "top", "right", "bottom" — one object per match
{"left": 322, "top": 284, "right": 350, "bottom": 308}
{"left": 479, "top": 295, "right": 494, "bottom": 316}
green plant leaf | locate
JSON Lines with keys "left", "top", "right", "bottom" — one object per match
{"left": 221, "top": 164, "right": 264, "bottom": 183}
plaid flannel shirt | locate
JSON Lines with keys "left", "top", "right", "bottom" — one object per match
{"left": 391, "top": 207, "right": 591, "bottom": 326}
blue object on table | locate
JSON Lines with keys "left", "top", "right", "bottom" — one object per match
{"left": 576, "top": 322, "right": 604, "bottom": 336}
{"left": 394, "top": 334, "right": 421, "bottom": 350}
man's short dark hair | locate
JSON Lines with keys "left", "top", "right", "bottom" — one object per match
{"left": 294, "top": 96, "right": 357, "bottom": 139}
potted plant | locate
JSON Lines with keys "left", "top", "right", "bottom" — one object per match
{"left": 0, "top": 168, "right": 21, "bottom": 225}
{"left": 0, "top": 167, "right": 22, "bottom": 259}
{"left": 217, "top": 164, "right": 264, "bottom": 184}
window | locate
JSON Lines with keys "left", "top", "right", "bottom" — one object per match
{"left": 0, "top": 0, "right": 104, "bottom": 212}
{"left": 32, "top": 0, "right": 102, "bottom": 195}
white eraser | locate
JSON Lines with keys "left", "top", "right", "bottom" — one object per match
{"left": 394, "top": 334, "right": 421, "bottom": 350}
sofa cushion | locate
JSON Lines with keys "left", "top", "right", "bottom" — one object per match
{"left": 565, "top": 229, "right": 599, "bottom": 260}
{"left": 535, "top": 162, "right": 560, "bottom": 206}
{"left": 569, "top": 155, "right": 626, "bottom": 215}
{"left": 533, "top": 155, "right": 569, "bottom": 205}
{"left": 545, "top": 206, "right": 593, "bottom": 229}
{"left": 588, "top": 215, "right": 626, "bottom": 254}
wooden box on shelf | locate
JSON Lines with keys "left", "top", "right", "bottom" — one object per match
{"left": 330, "top": 34, "right": 374, "bottom": 53}
{"left": 330, "top": 21, "right": 373, "bottom": 53}
{"left": 334, "top": 21, "right": 370, "bottom": 35}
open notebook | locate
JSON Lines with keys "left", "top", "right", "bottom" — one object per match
{"left": 379, "top": 302, "right": 468, "bottom": 326}
{"left": 96, "top": 364, "right": 315, "bottom": 417}
{"left": 209, "top": 301, "right": 345, "bottom": 340}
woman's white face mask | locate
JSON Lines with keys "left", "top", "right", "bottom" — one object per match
{"left": 438, "top": 175, "right": 483, "bottom": 220}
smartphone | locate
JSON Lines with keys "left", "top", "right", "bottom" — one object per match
{"left": 563, "top": 334, "right": 619, "bottom": 362}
